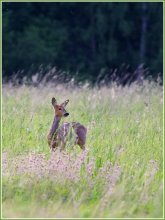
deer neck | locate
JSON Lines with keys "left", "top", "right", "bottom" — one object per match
{"left": 49, "top": 115, "right": 61, "bottom": 137}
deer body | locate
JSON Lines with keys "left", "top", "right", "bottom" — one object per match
{"left": 47, "top": 98, "right": 87, "bottom": 151}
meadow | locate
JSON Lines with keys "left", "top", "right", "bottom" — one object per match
{"left": 2, "top": 81, "right": 163, "bottom": 218}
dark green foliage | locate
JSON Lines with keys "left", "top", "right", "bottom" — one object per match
{"left": 2, "top": 2, "right": 163, "bottom": 84}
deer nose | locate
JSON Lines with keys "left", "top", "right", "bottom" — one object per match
{"left": 64, "top": 113, "right": 69, "bottom": 117}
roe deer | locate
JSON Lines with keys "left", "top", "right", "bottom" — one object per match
{"left": 47, "top": 97, "right": 87, "bottom": 151}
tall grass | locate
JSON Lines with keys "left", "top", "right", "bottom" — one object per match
{"left": 2, "top": 81, "right": 163, "bottom": 218}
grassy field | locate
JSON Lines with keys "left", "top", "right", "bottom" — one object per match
{"left": 2, "top": 81, "right": 163, "bottom": 218}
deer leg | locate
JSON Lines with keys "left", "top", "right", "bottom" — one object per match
{"left": 47, "top": 134, "right": 52, "bottom": 147}
{"left": 51, "top": 140, "right": 58, "bottom": 152}
{"left": 77, "top": 138, "right": 86, "bottom": 150}
{"left": 73, "top": 124, "right": 87, "bottom": 151}
{"left": 79, "top": 144, "right": 85, "bottom": 150}
{"left": 47, "top": 134, "right": 57, "bottom": 151}
{"left": 74, "top": 134, "right": 86, "bottom": 150}
{"left": 59, "top": 140, "right": 66, "bottom": 151}
{"left": 74, "top": 135, "right": 78, "bottom": 145}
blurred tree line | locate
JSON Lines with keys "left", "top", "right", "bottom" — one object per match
{"left": 2, "top": 2, "right": 163, "bottom": 84}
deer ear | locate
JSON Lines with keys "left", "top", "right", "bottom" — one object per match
{"left": 61, "top": 99, "right": 69, "bottom": 107}
{"left": 51, "top": 97, "right": 57, "bottom": 106}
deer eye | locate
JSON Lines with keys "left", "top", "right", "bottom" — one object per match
{"left": 58, "top": 108, "right": 62, "bottom": 111}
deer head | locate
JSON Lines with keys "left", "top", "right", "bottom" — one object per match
{"left": 51, "top": 97, "right": 69, "bottom": 117}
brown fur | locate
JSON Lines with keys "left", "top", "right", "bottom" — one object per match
{"left": 47, "top": 98, "right": 87, "bottom": 151}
